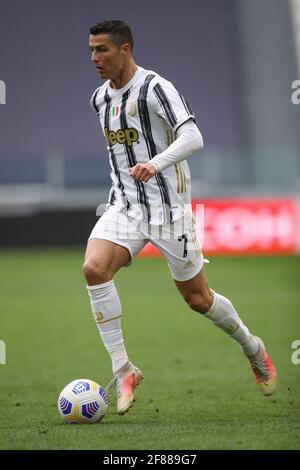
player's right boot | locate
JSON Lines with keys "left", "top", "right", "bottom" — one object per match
{"left": 115, "top": 365, "right": 143, "bottom": 415}
{"left": 248, "top": 336, "right": 277, "bottom": 396}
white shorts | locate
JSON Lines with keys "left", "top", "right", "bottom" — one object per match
{"left": 88, "top": 208, "right": 204, "bottom": 282}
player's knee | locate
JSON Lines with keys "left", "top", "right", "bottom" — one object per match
{"left": 185, "top": 292, "right": 212, "bottom": 314}
{"left": 82, "top": 259, "right": 112, "bottom": 284}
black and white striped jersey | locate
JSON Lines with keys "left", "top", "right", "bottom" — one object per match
{"left": 90, "top": 66, "right": 195, "bottom": 225}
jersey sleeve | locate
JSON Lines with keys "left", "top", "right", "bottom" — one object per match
{"left": 150, "top": 78, "right": 195, "bottom": 133}
{"left": 90, "top": 87, "right": 100, "bottom": 115}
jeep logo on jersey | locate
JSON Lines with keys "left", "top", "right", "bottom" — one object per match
{"left": 105, "top": 127, "right": 139, "bottom": 146}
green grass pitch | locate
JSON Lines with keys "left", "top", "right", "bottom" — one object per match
{"left": 0, "top": 249, "right": 299, "bottom": 450}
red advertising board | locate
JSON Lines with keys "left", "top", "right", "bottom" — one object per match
{"left": 139, "top": 198, "right": 298, "bottom": 256}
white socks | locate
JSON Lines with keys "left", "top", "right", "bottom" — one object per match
{"left": 87, "top": 280, "right": 129, "bottom": 374}
{"left": 205, "top": 291, "right": 259, "bottom": 357}
{"left": 87, "top": 281, "right": 258, "bottom": 374}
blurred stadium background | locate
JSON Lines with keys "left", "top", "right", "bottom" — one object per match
{"left": 1, "top": 0, "right": 300, "bottom": 251}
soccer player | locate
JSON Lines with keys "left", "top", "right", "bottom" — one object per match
{"left": 83, "top": 20, "right": 277, "bottom": 415}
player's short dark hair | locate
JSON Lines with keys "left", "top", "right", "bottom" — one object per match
{"left": 89, "top": 20, "right": 134, "bottom": 51}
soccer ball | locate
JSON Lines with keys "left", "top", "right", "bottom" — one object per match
{"left": 58, "top": 379, "right": 108, "bottom": 424}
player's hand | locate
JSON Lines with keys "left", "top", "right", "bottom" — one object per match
{"left": 129, "top": 163, "right": 157, "bottom": 182}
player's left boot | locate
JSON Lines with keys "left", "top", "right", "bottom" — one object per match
{"left": 248, "top": 336, "right": 277, "bottom": 396}
{"left": 115, "top": 365, "right": 143, "bottom": 415}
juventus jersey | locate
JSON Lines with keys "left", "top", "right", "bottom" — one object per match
{"left": 90, "top": 66, "right": 195, "bottom": 225}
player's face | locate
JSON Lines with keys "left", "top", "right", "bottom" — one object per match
{"left": 89, "top": 34, "right": 128, "bottom": 80}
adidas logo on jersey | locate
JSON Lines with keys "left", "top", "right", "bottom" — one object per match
{"left": 105, "top": 127, "right": 139, "bottom": 146}
{"left": 184, "top": 260, "right": 194, "bottom": 269}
